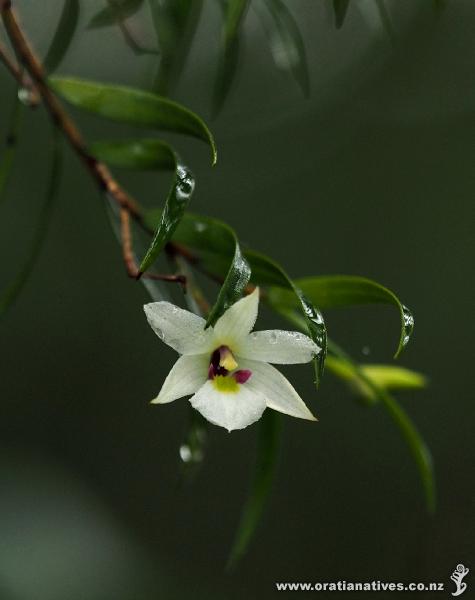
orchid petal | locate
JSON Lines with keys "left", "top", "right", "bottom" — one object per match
{"left": 144, "top": 302, "right": 214, "bottom": 355}
{"left": 239, "top": 330, "right": 319, "bottom": 364}
{"left": 189, "top": 380, "right": 266, "bottom": 432}
{"left": 214, "top": 288, "right": 259, "bottom": 346}
{"left": 239, "top": 359, "right": 317, "bottom": 421}
{"left": 151, "top": 354, "right": 209, "bottom": 404}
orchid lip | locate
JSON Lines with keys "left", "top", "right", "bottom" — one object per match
{"left": 207, "top": 346, "right": 252, "bottom": 385}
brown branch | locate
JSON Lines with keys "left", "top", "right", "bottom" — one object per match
{"left": 0, "top": 40, "right": 39, "bottom": 105}
{"left": 0, "top": 0, "right": 143, "bottom": 224}
{"left": 120, "top": 208, "right": 186, "bottom": 288}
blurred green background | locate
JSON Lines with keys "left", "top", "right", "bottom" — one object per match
{"left": 0, "top": 1, "right": 474, "bottom": 598}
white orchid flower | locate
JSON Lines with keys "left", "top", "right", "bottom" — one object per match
{"left": 144, "top": 288, "right": 319, "bottom": 432}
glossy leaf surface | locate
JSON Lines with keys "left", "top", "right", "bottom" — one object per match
{"left": 247, "top": 250, "right": 327, "bottom": 386}
{"left": 89, "top": 139, "right": 176, "bottom": 171}
{"left": 268, "top": 275, "right": 414, "bottom": 358}
{"left": 50, "top": 77, "right": 217, "bottom": 164}
{"left": 146, "top": 211, "right": 251, "bottom": 326}
{"left": 139, "top": 163, "right": 195, "bottom": 275}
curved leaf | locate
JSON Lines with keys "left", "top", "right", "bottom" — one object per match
{"left": 333, "top": 0, "right": 350, "bottom": 29}
{"left": 268, "top": 275, "right": 414, "bottom": 358}
{"left": 89, "top": 139, "right": 176, "bottom": 170}
{"left": 206, "top": 240, "right": 251, "bottom": 327}
{"left": 49, "top": 77, "right": 217, "bottom": 164}
{"left": 227, "top": 411, "right": 281, "bottom": 569}
{"left": 139, "top": 161, "right": 195, "bottom": 275}
{"left": 144, "top": 210, "right": 251, "bottom": 325}
{"left": 43, "top": 0, "right": 80, "bottom": 73}
{"left": 327, "top": 340, "right": 435, "bottom": 513}
{"left": 247, "top": 250, "right": 327, "bottom": 386}
{"left": 88, "top": 0, "right": 144, "bottom": 28}
{"left": 257, "top": 0, "right": 309, "bottom": 96}
{"left": 0, "top": 132, "right": 62, "bottom": 317}
{"left": 213, "top": 0, "right": 250, "bottom": 115}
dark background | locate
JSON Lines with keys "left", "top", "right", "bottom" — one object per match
{"left": 0, "top": 1, "right": 473, "bottom": 598}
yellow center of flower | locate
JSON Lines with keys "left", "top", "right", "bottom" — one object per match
{"left": 212, "top": 375, "right": 239, "bottom": 394}
{"left": 218, "top": 347, "right": 238, "bottom": 371}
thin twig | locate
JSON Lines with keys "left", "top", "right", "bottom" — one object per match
{"left": 120, "top": 208, "right": 186, "bottom": 288}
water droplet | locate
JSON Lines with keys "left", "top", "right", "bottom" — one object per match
{"left": 179, "top": 443, "right": 204, "bottom": 464}
{"left": 401, "top": 305, "right": 415, "bottom": 347}
{"left": 17, "top": 88, "right": 33, "bottom": 106}
{"left": 175, "top": 165, "right": 195, "bottom": 202}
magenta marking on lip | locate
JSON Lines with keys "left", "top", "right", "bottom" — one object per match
{"left": 208, "top": 364, "right": 215, "bottom": 380}
{"left": 233, "top": 369, "right": 252, "bottom": 384}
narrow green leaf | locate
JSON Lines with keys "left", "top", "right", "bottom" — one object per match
{"left": 227, "top": 411, "right": 281, "bottom": 569}
{"left": 144, "top": 209, "right": 251, "bottom": 325}
{"left": 139, "top": 161, "right": 195, "bottom": 274}
{"left": 43, "top": 0, "right": 80, "bottom": 74}
{"left": 89, "top": 139, "right": 176, "bottom": 171}
{"left": 213, "top": 0, "right": 250, "bottom": 115}
{"left": 145, "top": 211, "right": 234, "bottom": 261}
{"left": 49, "top": 77, "right": 217, "bottom": 164}
{"left": 255, "top": 0, "right": 309, "bottom": 96}
{"left": 0, "top": 132, "right": 62, "bottom": 318}
{"left": 155, "top": 212, "right": 251, "bottom": 327}
{"left": 333, "top": 0, "right": 350, "bottom": 29}
{"left": 325, "top": 356, "right": 427, "bottom": 402}
{"left": 0, "top": 95, "right": 22, "bottom": 207}
{"left": 327, "top": 340, "right": 435, "bottom": 513}
{"left": 206, "top": 241, "right": 251, "bottom": 327}
{"left": 149, "top": 0, "right": 202, "bottom": 94}
{"left": 268, "top": 275, "right": 414, "bottom": 358}
{"left": 247, "top": 250, "right": 327, "bottom": 386}
{"left": 88, "top": 0, "right": 144, "bottom": 28}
